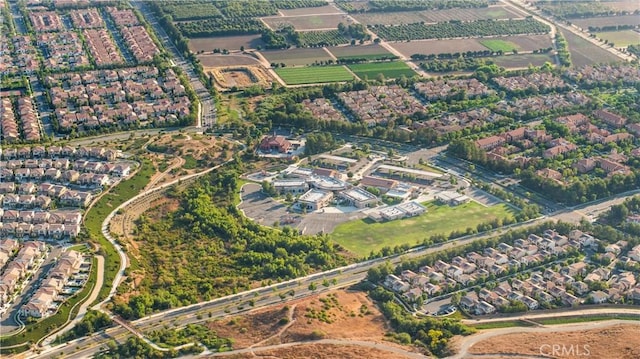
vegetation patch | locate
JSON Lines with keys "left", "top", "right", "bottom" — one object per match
{"left": 347, "top": 61, "right": 417, "bottom": 80}
{"left": 479, "top": 39, "right": 519, "bottom": 53}
{"left": 275, "top": 66, "right": 354, "bottom": 85}
{"left": 147, "top": 324, "right": 231, "bottom": 350}
{"left": 595, "top": 30, "right": 640, "bottom": 48}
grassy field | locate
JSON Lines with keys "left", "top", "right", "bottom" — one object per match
{"left": 274, "top": 66, "right": 354, "bottom": 85}
{"left": 534, "top": 314, "right": 640, "bottom": 326}
{"left": 331, "top": 201, "right": 517, "bottom": 256}
{"left": 480, "top": 39, "right": 519, "bottom": 52}
{"left": 84, "top": 159, "right": 155, "bottom": 304}
{"left": 347, "top": 61, "right": 416, "bottom": 79}
{"left": 472, "top": 320, "right": 537, "bottom": 330}
{"left": 595, "top": 30, "right": 640, "bottom": 48}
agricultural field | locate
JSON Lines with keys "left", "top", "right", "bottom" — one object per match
{"left": 297, "top": 29, "right": 351, "bottom": 46}
{"left": 353, "top": 5, "right": 522, "bottom": 25}
{"left": 261, "top": 14, "right": 347, "bottom": 30}
{"left": 327, "top": 44, "right": 393, "bottom": 60}
{"left": 491, "top": 53, "right": 555, "bottom": 69}
{"left": 331, "top": 201, "right": 517, "bottom": 256}
{"left": 595, "top": 30, "right": 640, "bottom": 48}
{"left": 390, "top": 38, "right": 488, "bottom": 57}
{"left": 347, "top": 61, "right": 416, "bottom": 79}
{"left": 606, "top": 1, "right": 640, "bottom": 12}
{"left": 573, "top": 15, "right": 640, "bottom": 30}
{"left": 479, "top": 39, "right": 519, "bottom": 52}
{"left": 210, "top": 66, "right": 272, "bottom": 90}
{"left": 198, "top": 54, "right": 261, "bottom": 67}
{"left": 372, "top": 18, "right": 550, "bottom": 41}
{"left": 559, "top": 28, "right": 622, "bottom": 67}
{"left": 260, "top": 47, "right": 332, "bottom": 66}
{"left": 274, "top": 65, "right": 354, "bottom": 85}
{"left": 279, "top": 4, "right": 343, "bottom": 16}
{"left": 188, "top": 35, "right": 265, "bottom": 52}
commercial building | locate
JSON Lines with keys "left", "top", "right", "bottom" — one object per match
{"left": 272, "top": 179, "right": 308, "bottom": 195}
{"left": 436, "top": 191, "right": 471, "bottom": 206}
{"left": 297, "top": 189, "right": 333, "bottom": 212}
{"left": 339, "top": 187, "right": 378, "bottom": 208}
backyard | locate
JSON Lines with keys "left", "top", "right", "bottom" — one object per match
{"left": 331, "top": 201, "right": 517, "bottom": 256}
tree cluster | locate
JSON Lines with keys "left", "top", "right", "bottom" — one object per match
{"left": 336, "top": 0, "right": 489, "bottom": 13}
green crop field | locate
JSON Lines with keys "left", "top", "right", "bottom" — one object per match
{"left": 480, "top": 39, "right": 519, "bottom": 52}
{"left": 347, "top": 61, "right": 416, "bottom": 79}
{"left": 331, "top": 201, "right": 517, "bottom": 256}
{"left": 595, "top": 30, "right": 640, "bottom": 48}
{"left": 274, "top": 66, "right": 354, "bottom": 85}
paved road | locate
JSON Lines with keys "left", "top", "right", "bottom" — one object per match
{"left": 133, "top": 2, "right": 217, "bottom": 128}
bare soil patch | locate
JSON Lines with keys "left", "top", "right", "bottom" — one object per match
{"left": 504, "top": 34, "right": 553, "bottom": 51}
{"left": 189, "top": 35, "right": 265, "bottom": 52}
{"left": 198, "top": 54, "right": 261, "bottom": 67}
{"left": 327, "top": 43, "right": 392, "bottom": 58}
{"left": 260, "top": 47, "right": 332, "bottom": 66}
{"left": 218, "top": 344, "right": 413, "bottom": 359}
{"left": 468, "top": 323, "right": 640, "bottom": 359}
{"left": 390, "top": 38, "right": 487, "bottom": 57}
{"left": 573, "top": 15, "right": 640, "bottom": 29}
{"left": 205, "top": 290, "right": 413, "bottom": 352}
{"left": 559, "top": 28, "right": 622, "bottom": 67}
{"left": 209, "top": 66, "right": 272, "bottom": 90}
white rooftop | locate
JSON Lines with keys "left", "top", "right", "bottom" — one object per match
{"left": 319, "top": 154, "right": 357, "bottom": 163}
{"left": 340, "top": 187, "right": 377, "bottom": 202}
{"left": 299, "top": 189, "right": 332, "bottom": 203}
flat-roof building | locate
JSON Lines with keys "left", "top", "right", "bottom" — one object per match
{"left": 375, "top": 164, "right": 443, "bottom": 183}
{"left": 339, "top": 187, "right": 378, "bottom": 208}
{"left": 272, "top": 179, "right": 309, "bottom": 194}
{"left": 373, "top": 201, "right": 426, "bottom": 221}
{"left": 436, "top": 191, "right": 471, "bottom": 206}
{"left": 298, "top": 189, "right": 333, "bottom": 211}
{"left": 360, "top": 175, "right": 398, "bottom": 191}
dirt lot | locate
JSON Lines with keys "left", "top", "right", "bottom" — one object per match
{"left": 559, "top": 28, "right": 622, "bottom": 68}
{"left": 260, "top": 47, "right": 333, "bottom": 66}
{"left": 262, "top": 14, "right": 348, "bottom": 30}
{"left": 189, "top": 35, "right": 265, "bottom": 52}
{"left": 390, "top": 38, "right": 488, "bottom": 57}
{"left": 606, "top": 1, "right": 640, "bottom": 12}
{"left": 206, "top": 290, "right": 419, "bottom": 355}
{"left": 327, "top": 43, "right": 393, "bottom": 58}
{"left": 466, "top": 323, "right": 640, "bottom": 359}
{"left": 198, "top": 54, "right": 262, "bottom": 67}
{"left": 209, "top": 66, "right": 272, "bottom": 90}
{"left": 492, "top": 53, "right": 555, "bottom": 69}
{"left": 218, "top": 344, "right": 415, "bottom": 359}
{"left": 503, "top": 34, "right": 553, "bottom": 51}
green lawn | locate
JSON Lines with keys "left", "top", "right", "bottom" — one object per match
{"left": 274, "top": 66, "right": 354, "bottom": 85}
{"left": 471, "top": 320, "right": 536, "bottom": 330}
{"left": 331, "top": 201, "right": 517, "bottom": 256}
{"left": 595, "top": 30, "right": 640, "bottom": 47}
{"left": 480, "top": 39, "right": 519, "bottom": 52}
{"left": 348, "top": 61, "right": 416, "bottom": 79}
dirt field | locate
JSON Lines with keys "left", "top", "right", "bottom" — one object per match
{"left": 327, "top": 43, "right": 393, "bottom": 58}
{"left": 189, "top": 35, "right": 265, "bottom": 52}
{"left": 262, "top": 14, "right": 349, "bottom": 30}
{"left": 279, "top": 4, "right": 343, "bottom": 16}
{"left": 217, "top": 344, "right": 415, "bottom": 359}
{"left": 209, "top": 66, "right": 272, "bottom": 89}
{"left": 492, "top": 53, "right": 555, "bottom": 69}
{"left": 467, "top": 323, "right": 640, "bottom": 359}
{"left": 503, "top": 34, "right": 553, "bottom": 51}
{"left": 573, "top": 15, "right": 640, "bottom": 29}
{"left": 260, "top": 47, "right": 332, "bottom": 66}
{"left": 205, "top": 290, "right": 419, "bottom": 354}
{"left": 353, "top": 5, "right": 522, "bottom": 25}
{"left": 606, "top": 1, "right": 640, "bottom": 12}
{"left": 559, "top": 28, "right": 622, "bottom": 67}
{"left": 197, "top": 54, "right": 261, "bottom": 67}
{"left": 390, "top": 38, "right": 488, "bottom": 57}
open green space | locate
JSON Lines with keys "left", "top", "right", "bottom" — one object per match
{"left": 0, "top": 257, "right": 98, "bottom": 352}
{"left": 274, "top": 66, "right": 354, "bottom": 85}
{"left": 331, "top": 201, "right": 517, "bottom": 256}
{"left": 84, "top": 159, "right": 155, "bottom": 304}
{"left": 595, "top": 30, "right": 640, "bottom": 48}
{"left": 534, "top": 314, "right": 640, "bottom": 326}
{"left": 347, "top": 61, "right": 416, "bottom": 79}
{"left": 479, "top": 39, "right": 519, "bottom": 52}
{"left": 471, "top": 319, "right": 536, "bottom": 330}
